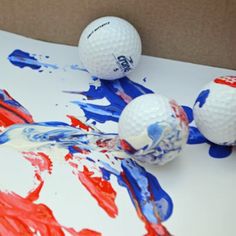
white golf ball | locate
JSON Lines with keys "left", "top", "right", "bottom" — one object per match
{"left": 118, "top": 94, "right": 189, "bottom": 165}
{"left": 193, "top": 76, "right": 236, "bottom": 145}
{"left": 78, "top": 16, "right": 142, "bottom": 80}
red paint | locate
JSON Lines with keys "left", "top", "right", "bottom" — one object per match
{"left": 65, "top": 152, "right": 73, "bottom": 161}
{"left": 78, "top": 166, "right": 118, "bottom": 218}
{"left": 0, "top": 191, "right": 101, "bottom": 236}
{"left": 120, "top": 139, "right": 137, "bottom": 154}
{"left": 0, "top": 89, "right": 33, "bottom": 127}
{"left": 23, "top": 152, "right": 53, "bottom": 174}
{"left": 26, "top": 173, "right": 44, "bottom": 202}
{"left": 170, "top": 99, "right": 189, "bottom": 127}
{"left": 116, "top": 91, "right": 132, "bottom": 104}
{"left": 67, "top": 115, "right": 92, "bottom": 131}
{"left": 214, "top": 76, "right": 236, "bottom": 88}
{"left": 120, "top": 172, "right": 171, "bottom": 236}
{"left": 73, "top": 145, "right": 91, "bottom": 155}
{"left": 66, "top": 228, "right": 101, "bottom": 236}
{"left": 22, "top": 152, "right": 52, "bottom": 201}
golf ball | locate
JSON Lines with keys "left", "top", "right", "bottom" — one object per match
{"left": 78, "top": 16, "right": 142, "bottom": 80}
{"left": 193, "top": 76, "right": 236, "bottom": 145}
{"left": 118, "top": 94, "right": 189, "bottom": 165}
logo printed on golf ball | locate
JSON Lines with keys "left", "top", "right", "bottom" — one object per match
{"left": 193, "top": 76, "right": 236, "bottom": 146}
{"left": 118, "top": 94, "right": 189, "bottom": 165}
{"left": 113, "top": 55, "right": 134, "bottom": 73}
{"left": 78, "top": 16, "right": 142, "bottom": 80}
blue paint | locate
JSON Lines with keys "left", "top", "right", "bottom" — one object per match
{"left": 86, "top": 157, "right": 95, "bottom": 163}
{"left": 70, "top": 77, "right": 153, "bottom": 123}
{"left": 181, "top": 105, "right": 193, "bottom": 123}
{"left": 120, "top": 158, "right": 173, "bottom": 222}
{"left": 194, "top": 89, "right": 210, "bottom": 108}
{"left": 100, "top": 167, "right": 112, "bottom": 180}
{"left": 187, "top": 126, "right": 207, "bottom": 144}
{"left": 8, "top": 50, "right": 41, "bottom": 70}
{"left": 147, "top": 123, "right": 163, "bottom": 143}
{"left": 70, "top": 64, "right": 88, "bottom": 72}
{"left": 208, "top": 143, "right": 233, "bottom": 158}
{"left": 72, "top": 100, "right": 120, "bottom": 123}
{"left": 8, "top": 49, "right": 58, "bottom": 71}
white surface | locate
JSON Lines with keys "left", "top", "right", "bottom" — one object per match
{"left": 0, "top": 30, "right": 235, "bottom": 236}
{"left": 78, "top": 16, "right": 141, "bottom": 80}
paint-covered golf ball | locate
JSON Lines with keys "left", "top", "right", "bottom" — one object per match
{"left": 78, "top": 16, "right": 142, "bottom": 80}
{"left": 118, "top": 94, "right": 189, "bottom": 165}
{"left": 193, "top": 76, "right": 236, "bottom": 145}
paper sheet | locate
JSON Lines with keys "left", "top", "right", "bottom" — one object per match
{"left": 0, "top": 30, "right": 235, "bottom": 236}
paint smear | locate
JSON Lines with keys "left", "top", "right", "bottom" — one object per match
{"left": 78, "top": 165, "right": 118, "bottom": 218}
{"left": 66, "top": 77, "right": 153, "bottom": 123}
{"left": 0, "top": 120, "right": 173, "bottom": 235}
{"left": 0, "top": 191, "right": 101, "bottom": 236}
{"left": 0, "top": 89, "right": 33, "bottom": 127}
{"left": 8, "top": 49, "right": 86, "bottom": 73}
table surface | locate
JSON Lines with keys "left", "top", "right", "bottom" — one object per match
{"left": 0, "top": 30, "right": 235, "bottom": 236}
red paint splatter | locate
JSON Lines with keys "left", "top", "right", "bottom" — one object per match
{"left": 23, "top": 152, "right": 53, "bottom": 174}
{"left": 22, "top": 152, "right": 52, "bottom": 201}
{"left": 26, "top": 173, "right": 44, "bottom": 202}
{"left": 214, "top": 76, "right": 236, "bottom": 88}
{"left": 120, "top": 139, "right": 137, "bottom": 154}
{"left": 67, "top": 115, "right": 92, "bottom": 131}
{"left": 170, "top": 99, "right": 189, "bottom": 127}
{"left": 0, "top": 191, "right": 101, "bottom": 236}
{"left": 121, "top": 172, "right": 171, "bottom": 236}
{"left": 0, "top": 89, "right": 33, "bottom": 128}
{"left": 78, "top": 166, "right": 118, "bottom": 218}
{"left": 67, "top": 228, "right": 101, "bottom": 236}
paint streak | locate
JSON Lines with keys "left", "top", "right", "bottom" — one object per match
{"left": 0, "top": 89, "right": 33, "bottom": 127}
{"left": 23, "top": 152, "right": 53, "bottom": 174}
{"left": 194, "top": 89, "right": 210, "bottom": 108}
{"left": 67, "top": 115, "right": 92, "bottom": 131}
{"left": 66, "top": 77, "right": 153, "bottom": 123}
{"left": 8, "top": 49, "right": 42, "bottom": 70}
{"left": 214, "top": 76, "right": 236, "bottom": 88}
{"left": 77, "top": 166, "right": 118, "bottom": 218}
{"left": 119, "top": 159, "right": 172, "bottom": 236}
{"left": 8, "top": 49, "right": 59, "bottom": 71}
{"left": 0, "top": 191, "right": 101, "bottom": 236}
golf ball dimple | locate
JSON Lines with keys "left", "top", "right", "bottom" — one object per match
{"left": 78, "top": 16, "right": 142, "bottom": 80}
{"left": 193, "top": 76, "right": 236, "bottom": 145}
{"left": 118, "top": 94, "right": 189, "bottom": 165}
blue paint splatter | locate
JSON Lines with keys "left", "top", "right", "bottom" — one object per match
{"left": 8, "top": 50, "right": 41, "bottom": 70}
{"left": 194, "top": 89, "right": 210, "bottom": 108}
{"left": 187, "top": 126, "right": 207, "bottom": 144}
{"left": 209, "top": 143, "right": 233, "bottom": 158}
{"left": 119, "top": 158, "right": 173, "bottom": 222}
{"left": 8, "top": 49, "right": 58, "bottom": 71}
{"left": 68, "top": 77, "right": 153, "bottom": 122}
{"left": 182, "top": 105, "right": 193, "bottom": 123}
